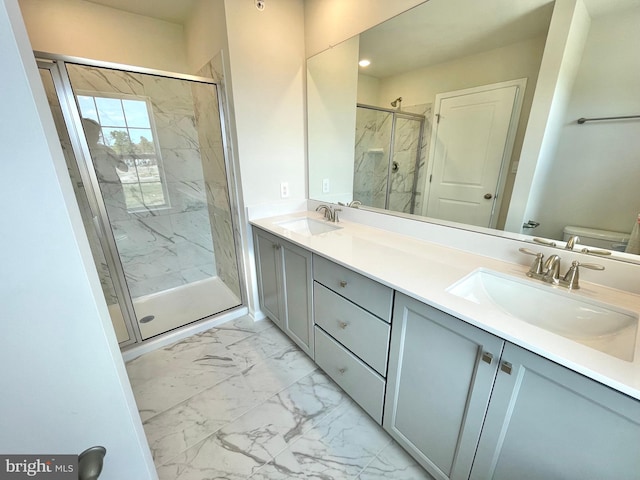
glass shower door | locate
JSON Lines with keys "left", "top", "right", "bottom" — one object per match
{"left": 38, "top": 65, "right": 132, "bottom": 344}
{"left": 388, "top": 115, "right": 424, "bottom": 214}
{"left": 63, "top": 63, "right": 242, "bottom": 340}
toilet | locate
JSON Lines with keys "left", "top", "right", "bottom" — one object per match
{"left": 563, "top": 225, "right": 630, "bottom": 252}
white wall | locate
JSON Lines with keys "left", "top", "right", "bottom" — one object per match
{"left": 224, "top": 0, "right": 306, "bottom": 208}
{"left": 185, "top": 0, "right": 227, "bottom": 73}
{"left": 18, "top": 0, "right": 187, "bottom": 72}
{"left": 522, "top": 5, "right": 640, "bottom": 239}
{"left": 377, "top": 36, "right": 546, "bottom": 228}
{"left": 506, "top": 0, "right": 591, "bottom": 232}
{"left": 0, "top": 0, "right": 156, "bottom": 476}
{"left": 304, "top": 0, "right": 426, "bottom": 57}
{"left": 307, "top": 36, "right": 359, "bottom": 202}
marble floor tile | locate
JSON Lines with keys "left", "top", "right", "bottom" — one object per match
{"left": 143, "top": 340, "right": 318, "bottom": 466}
{"left": 252, "top": 399, "right": 392, "bottom": 479}
{"left": 357, "top": 442, "right": 435, "bottom": 480}
{"left": 127, "top": 315, "right": 432, "bottom": 479}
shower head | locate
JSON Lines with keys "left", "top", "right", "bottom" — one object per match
{"left": 390, "top": 97, "right": 403, "bottom": 108}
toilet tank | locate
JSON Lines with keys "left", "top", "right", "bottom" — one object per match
{"left": 563, "top": 226, "right": 630, "bottom": 251}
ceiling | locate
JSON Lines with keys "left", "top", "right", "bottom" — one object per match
{"left": 357, "top": 0, "right": 640, "bottom": 79}
{"left": 85, "top": 0, "right": 197, "bottom": 24}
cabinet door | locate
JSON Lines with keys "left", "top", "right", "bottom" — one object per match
{"left": 470, "top": 343, "right": 640, "bottom": 480}
{"left": 384, "top": 293, "right": 504, "bottom": 480}
{"left": 282, "top": 241, "right": 314, "bottom": 357}
{"left": 254, "top": 229, "right": 283, "bottom": 327}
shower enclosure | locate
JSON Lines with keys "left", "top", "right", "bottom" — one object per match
{"left": 38, "top": 55, "right": 243, "bottom": 346}
{"left": 353, "top": 104, "right": 425, "bottom": 214}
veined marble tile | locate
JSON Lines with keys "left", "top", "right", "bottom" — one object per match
{"left": 162, "top": 148, "right": 206, "bottom": 183}
{"left": 209, "top": 369, "right": 348, "bottom": 464}
{"left": 252, "top": 399, "right": 391, "bottom": 479}
{"left": 147, "top": 345, "right": 317, "bottom": 469}
{"left": 156, "top": 113, "right": 199, "bottom": 150}
{"left": 167, "top": 180, "right": 208, "bottom": 213}
{"left": 111, "top": 217, "right": 175, "bottom": 251}
{"left": 180, "top": 264, "right": 217, "bottom": 283}
{"left": 126, "top": 326, "right": 255, "bottom": 385}
{"left": 130, "top": 365, "right": 232, "bottom": 422}
{"left": 170, "top": 210, "right": 213, "bottom": 245}
{"left": 120, "top": 245, "right": 180, "bottom": 281}
{"left": 128, "top": 272, "right": 186, "bottom": 299}
{"left": 357, "top": 442, "right": 434, "bottom": 480}
{"left": 218, "top": 316, "right": 274, "bottom": 334}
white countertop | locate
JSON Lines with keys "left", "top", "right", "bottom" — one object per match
{"left": 251, "top": 211, "right": 640, "bottom": 401}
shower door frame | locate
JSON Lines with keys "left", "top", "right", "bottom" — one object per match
{"left": 356, "top": 104, "right": 425, "bottom": 214}
{"left": 36, "top": 52, "right": 247, "bottom": 347}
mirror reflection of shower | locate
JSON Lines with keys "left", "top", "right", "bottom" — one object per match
{"left": 390, "top": 96, "right": 403, "bottom": 109}
{"left": 353, "top": 104, "right": 426, "bottom": 215}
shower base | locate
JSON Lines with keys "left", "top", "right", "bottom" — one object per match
{"left": 135, "top": 276, "right": 240, "bottom": 340}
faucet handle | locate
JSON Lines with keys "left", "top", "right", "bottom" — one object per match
{"left": 562, "top": 261, "right": 605, "bottom": 290}
{"left": 333, "top": 208, "right": 342, "bottom": 223}
{"left": 518, "top": 247, "right": 544, "bottom": 275}
{"left": 576, "top": 262, "right": 605, "bottom": 271}
{"left": 580, "top": 247, "right": 612, "bottom": 256}
{"left": 533, "top": 237, "right": 557, "bottom": 247}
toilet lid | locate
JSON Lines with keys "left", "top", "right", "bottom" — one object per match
{"left": 563, "top": 225, "right": 630, "bottom": 242}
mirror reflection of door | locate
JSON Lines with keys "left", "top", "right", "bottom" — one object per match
{"left": 423, "top": 80, "right": 526, "bottom": 228}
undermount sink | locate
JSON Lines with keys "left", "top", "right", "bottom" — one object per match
{"left": 276, "top": 217, "right": 342, "bottom": 236}
{"left": 447, "top": 269, "right": 638, "bottom": 361}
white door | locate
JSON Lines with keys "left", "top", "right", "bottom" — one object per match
{"left": 424, "top": 81, "right": 523, "bottom": 227}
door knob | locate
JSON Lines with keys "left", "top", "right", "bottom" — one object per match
{"left": 484, "top": 193, "right": 493, "bottom": 199}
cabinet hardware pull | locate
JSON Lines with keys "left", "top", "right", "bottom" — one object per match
{"left": 273, "top": 244, "right": 281, "bottom": 250}
{"left": 501, "top": 361, "right": 513, "bottom": 375}
{"left": 481, "top": 352, "right": 493, "bottom": 364}
{"left": 339, "top": 280, "right": 348, "bottom": 288}
{"left": 337, "top": 367, "right": 347, "bottom": 375}
{"left": 338, "top": 321, "right": 349, "bottom": 329}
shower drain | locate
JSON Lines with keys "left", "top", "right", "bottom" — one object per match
{"left": 140, "top": 315, "right": 155, "bottom": 323}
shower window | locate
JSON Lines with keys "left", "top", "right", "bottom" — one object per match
{"left": 76, "top": 93, "right": 169, "bottom": 211}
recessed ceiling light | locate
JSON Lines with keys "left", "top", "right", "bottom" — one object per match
{"left": 359, "top": 59, "right": 371, "bottom": 67}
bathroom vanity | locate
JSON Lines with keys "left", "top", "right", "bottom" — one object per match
{"left": 251, "top": 213, "right": 640, "bottom": 480}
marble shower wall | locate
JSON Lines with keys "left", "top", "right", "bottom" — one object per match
{"left": 353, "top": 108, "right": 392, "bottom": 209}
{"left": 193, "top": 54, "right": 241, "bottom": 300}
{"left": 67, "top": 65, "right": 223, "bottom": 299}
{"left": 353, "top": 104, "right": 431, "bottom": 215}
{"left": 403, "top": 103, "right": 432, "bottom": 215}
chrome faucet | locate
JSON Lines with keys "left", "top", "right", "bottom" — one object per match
{"left": 338, "top": 200, "right": 362, "bottom": 208}
{"left": 565, "top": 235, "right": 580, "bottom": 250}
{"left": 542, "top": 254, "right": 561, "bottom": 284}
{"left": 315, "top": 204, "right": 341, "bottom": 222}
{"left": 519, "top": 248, "right": 605, "bottom": 290}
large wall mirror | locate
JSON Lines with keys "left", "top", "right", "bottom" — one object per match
{"left": 307, "top": 0, "right": 640, "bottom": 263}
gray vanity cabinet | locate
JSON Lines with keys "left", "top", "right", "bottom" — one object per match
{"left": 384, "top": 293, "right": 505, "bottom": 480}
{"left": 253, "top": 228, "right": 314, "bottom": 357}
{"left": 313, "top": 255, "right": 393, "bottom": 424}
{"left": 387, "top": 293, "right": 640, "bottom": 480}
{"left": 470, "top": 342, "right": 640, "bottom": 480}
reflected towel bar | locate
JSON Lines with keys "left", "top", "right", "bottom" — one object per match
{"left": 577, "top": 115, "right": 640, "bottom": 124}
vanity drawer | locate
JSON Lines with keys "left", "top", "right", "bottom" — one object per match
{"left": 314, "top": 326, "right": 385, "bottom": 423}
{"left": 314, "top": 282, "right": 390, "bottom": 376}
{"left": 313, "top": 255, "right": 393, "bottom": 322}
